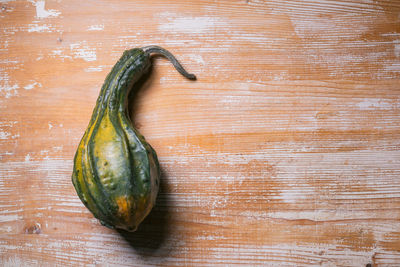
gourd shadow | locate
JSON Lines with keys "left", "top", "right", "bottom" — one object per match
{"left": 117, "top": 168, "right": 172, "bottom": 258}
{"left": 118, "top": 60, "right": 172, "bottom": 258}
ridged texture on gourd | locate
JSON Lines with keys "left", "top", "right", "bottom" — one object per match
{"left": 72, "top": 49, "right": 160, "bottom": 232}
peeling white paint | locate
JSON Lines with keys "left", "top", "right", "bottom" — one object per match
{"left": 48, "top": 122, "right": 53, "bottom": 130}
{"left": 54, "top": 208, "right": 84, "bottom": 213}
{"left": 279, "top": 186, "right": 313, "bottom": 204}
{"left": 0, "top": 121, "right": 18, "bottom": 127}
{"left": 24, "top": 81, "right": 41, "bottom": 90}
{"left": 188, "top": 54, "right": 205, "bottom": 65}
{"left": 356, "top": 98, "right": 393, "bottom": 110}
{"left": 27, "top": 24, "right": 51, "bottom": 32}
{"left": 0, "top": 59, "right": 19, "bottom": 64}
{"left": 49, "top": 48, "right": 71, "bottom": 61}
{"left": 0, "top": 72, "right": 19, "bottom": 98}
{"left": 84, "top": 66, "right": 103, "bottom": 72}
{"left": 0, "top": 159, "right": 73, "bottom": 188}
{"left": 50, "top": 48, "right": 62, "bottom": 56}
{"left": 25, "top": 154, "right": 31, "bottom": 162}
{"left": 159, "top": 77, "right": 168, "bottom": 84}
{"left": 70, "top": 42, "right": 97, "bottom": 62}
{"left": 87, "top": 24, "right": 104, "bottom": 31}
{"left": 0, "top": 131, "right": 11, "bottom": 140}
{"left": 394, "top": 40, "right": 400, "bottom": 58}
{"left": 53, "top": 146, "right": 63, "bottom": 152}
{"left": 384, "top": 63, "right": 400, "bottom": 73}
{"left": 50, "top": 48, "right": 81, "bottom": 62}
{"left": 0, "top": 213, "right": 21, "bottom": 222}
{"left": 0, "top": 225, "right": 12, "bottom": 233}
{"left": 31, "top": 0, "right": 60, "bottom": 19}
{"left": 2, "top": 255, "right": 39, "bottom": 267}
{"left": 0, "top": 84, "right": 18, "bottom": 98}
{"left": 158, "top": 14, "right": 221, "bottom": 34}
{"left": 0, "top": 133, "right": 18, "bottom": 144}
{"left": 288, "top": 14, "right": 396, "bottom": 79}
{"left": 0, "top": 151, "right": 13, "bottom": 158}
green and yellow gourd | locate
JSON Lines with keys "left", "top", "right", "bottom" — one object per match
{"left": 72, "top": 46, "right": 196, "bottom": 232}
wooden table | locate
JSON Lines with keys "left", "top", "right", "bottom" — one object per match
{"left": 1, "top": 0, "right": 400, "bottom": 266}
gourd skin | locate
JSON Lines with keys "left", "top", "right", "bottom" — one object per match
{"left": 72, "top": 48, "right": 160, "bottom": 232}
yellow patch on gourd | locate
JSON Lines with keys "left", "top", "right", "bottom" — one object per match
{"left": 93, "top": 114, "right": 115, "bottom": 148}
{"left": 115, "top": 195, "right": 135, "bottom": 223}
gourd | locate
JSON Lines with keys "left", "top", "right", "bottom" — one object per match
{"left": 71, "top": 46, "right": 196, "bottom": 232}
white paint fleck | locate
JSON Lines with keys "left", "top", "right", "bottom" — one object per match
{"left": 40, "top": 150, "right": 49, "bottom": 156}
{"left": 1, "top": 255, "right": 36, "bottom": 267}
{"left": 356, "top": 98, "right": 393, "bottom": 110}
{"left": 87, "top": 24, "right": 104, "bottom": 31}
{"left": 0, "top": 59, "right": 19, "bottom": 64}
{"left": 57, "top": 201, "right": 85, "bottom": 207}
{"left": 273, "top": 72, "right": 288, "bottom": 81}
{"left": 31, "top": 0, "right": 60, "bottom": 19}
{"left": 159, "top": 77, "right": 168, "bottom": 84}
{"left": 50, "top": 48, "right": 63, "bottom": 56}
{"left": 48, "top": 123, "right": 53, "bottom": 130}
{"left": 0, "top": 83, "right": 19, "bottom": 98}
{"left": 158, "top": 14, "right": 221, "bottom": 34}
{"left": 70, "top": 42, "right": 97, "bottom": 62}
{"left": 188, "top": 54, "right": 205, "bottom": 65}
{"left": 49, "top": 48, "right": 71, "bottom": 61}
{"left": 0, "top": 213, "right": 21, "bottom": 222}
{"left": 2, "top": 226, "right": 12, "bottom": 233}
{"left": 0, "top": 159, "right": 73, "bottom": 198}
{"left": 219, "top": 95, "right": 242, "bottom": 104}
{"left": 53, "top": 146, "right": 63, "bottom": 152}
{"left": 394, "top": 40, "right": 400, "bottom": 58}
{"left": 0, "top": 72, "right": 19, "bottom": 98}
{"left": 0, "top": 151, "right": 13, "bottom": 158}
{"left": 27, "top": 24, "right": 51, "bottom": 32}
{"left": 24, "top": 81, "right": 41, "bottom": 90}
{"left": 381, "top": 32, "right": 400, "bottom": 37}
{"left": 0, "top": 131, "right": 11, "bottom": 140}
{"left": 25, "top": 154, "right": 31, "bottom": 162}
{"left": 279, "top": 187, "right": 312, "bottom": 204}
{"left": 84, "top": 66, "right": 103, "bottom": 72}
{"left": 0, "top": 121, "right": 18, "bottom": 127}
{"left": 54, "top": 208, "right": 84, "bottom": 213}
{"left": 384, "top": 63, "right": 400, "bottom": 73}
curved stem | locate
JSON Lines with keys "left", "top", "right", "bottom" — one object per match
{"left": 142, "top": 45, "right": 196, "bottom": 80}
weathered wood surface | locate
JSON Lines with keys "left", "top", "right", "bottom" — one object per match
{"left": 1, "top": 0, "right": 400, "bottom": 266}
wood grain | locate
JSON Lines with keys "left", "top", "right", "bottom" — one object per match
{"left": 1, "top": 0, "right": 400, "bottom": 266}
